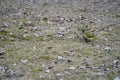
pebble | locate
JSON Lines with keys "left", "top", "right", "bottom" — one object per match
{"left": 32, "top": 46, "right": 36, "bottom": 50}
{"left": 58, "top": 27, "right": 66, "bottom": 31}
{"left": 104, "top": 47, "right": 112, "bottom": 51}
{"left": 114, "top": 76, "right": 120, "bottom": 80}
{"left": 0, "top": 49, "right": 5, "bottom": 55}
{"left": 56, "top": 73, "right": 64, "bottom": 76}
{"left": 45, "top": 68, "right": 50, "bottom": 73}
{"left": 42, "top": 64, "right": 46, "bottom": 67}
{"left": 34, "top": 33, "right": 39, "bottom": 37}
{"left": 68, "top": 66, "right": 76, "bottom": 70}
{"left": 6, "top": 69, "right": 16, "bottom": 77}
{"left": 64, "top": 71, "right": 72, "bottom": 75}
{"left": 39, "top": 74, "right": 45, "bottom": 79}
{"left": 21, "top": 60, "right": 28, "bottom": 64}
{"left": 113, "top": 60, "right": 119, "bottom": 64}
{"left": 86, "top": 78, "right": 91, "bottom": 80}
{"left": 57, "top": 56, "right": 64, "bottom": 60}
{"left": 3, "top": 22, "right": 9, "bottom": 27}
{"left": 33, "top": 26, "right": 39, "bottom": 30}
{"left": 23, "top": 34, "right": 31, "bottom": 37}
{"left": 13, "top": 63, "right": 17, "bottom": 66}
{"left": 24, "top": 21, "right": 34, "bottom": 26}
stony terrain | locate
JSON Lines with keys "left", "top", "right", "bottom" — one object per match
{"left": 0, "top": 0, "right": 120, "bottom": 80}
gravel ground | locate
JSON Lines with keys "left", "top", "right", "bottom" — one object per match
{"left": 0, "top": 0, "right": 120, "bottom": 80}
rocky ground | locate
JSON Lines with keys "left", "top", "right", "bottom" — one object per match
{"left": 0, "top": 0, "right": 120, "bottom": 80}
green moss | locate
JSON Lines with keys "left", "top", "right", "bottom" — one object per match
{"left": 67, "top": 77, "right": 76, "bottom": 80}
{"left": 0, "top": 29, "right": 9, "bottom": 35}
{"left": 30, "top": 66, "right": 43, "bottom": 72}
{"left": 1, "top": 0, "right": 7, "bottom": 2}
{"left": 37, "top": 36, "right": 44, "bottom": 41}
{"left": 23, "top": 34, "right": 36, "bottom": 41}
{"left": 9, "top": 34, "right": 18, "bottom": 39}
{"left": 41, "top": 55, "right": 51, "bottom": 60}
{"left": 7, "top": 47, "right": 14, "bottom": 52}
{"left": 45, "top": 34, "right": 53, "bottom": 37}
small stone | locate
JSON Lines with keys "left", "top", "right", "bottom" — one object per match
{"left": 21, "top": 60, "right": 28, "bottom": 64}
{"left": 24, "top": 30, "right": 28, "bottom": 33}
{"left": 3, "top": 22, "right": 9, "bottom": 27}
{"left": 23, "top": 21, "right": 34, "bottom": 26}
{"left": 0, "top": 49, "right": 5, "bottom": 55}
{"left": 64, "top": 71, "right": 71, "bottom": 75}
{"left": 59, "top": 78, "right": 64, "bottom": 80}
{"left": 68, "top": 66, "right": 76, "bottom": 70}
{"left": 114, "top": 76, "right": 120, "bottom": 80}
{"left": 39, "top": 74, "right": 45, "bottom": 79}
{"left": 58, "top": 27, "right": 66, "bottom": 31}
{"left": 33, "top": 26, "right": 39, "bottom": 30}
{"left": 0, "top": 66, "right": 5, "bottom": 74}
{"left": 86, "top": 78, "right": 91, "bottom": 80}
{"left": 6, "top": 69, "right": 16, "bottom": 77}
{"left": 104, "top": 38, "right": 108, "bottom": 41}
{"left": 96, "top": 72, "right": 105, "bottom": 75}
{"left": 80, "top": 66, "right": 86, "bottom": 69}
{"left": 42, "top": 64, "right": 46, "bottom": 67}
{"left": 23, "top": 34, "right": 30, "bottom": 37}
{"left": 104, "top": 47, "right": 112, "bottom": 51}
{"left": 56, "top": 73, "right": 64, "bottom": 76}
{"left": 57, "top": 56, "right": 64, "bottom": 60}
{"left": 13, "top": 63, "right": 17, "bottom": 66}
{"left": 19, "top": 22, "right": 24, "bottom": 26}
{"left": 45, "top": 68, "right": 50, "bottom": 73}
{"left": 34, "top": 33, "right": 39, "bottom": 37}
{"left": 32, "top": 46, "right": 36, "bottom": 50}
{"left": 113, "top": 60, "right": 119, "bottom": 64}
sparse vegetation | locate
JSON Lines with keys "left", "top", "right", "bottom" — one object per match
{"left": 0, "top": 0, "right": 120, "bottom": 80}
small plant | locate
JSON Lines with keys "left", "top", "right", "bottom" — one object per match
{"left": 116, "top": 14, "right": 120, "bottom": 18}
{"left": 45, "top": 34, "right": 53, "bottom": 37}
{"left": 0, "top": 29, "right": 9, "bottom": 35}
{"left": 41, "top": 55, "right": 51, "bottom": 60}
{"left": 30, "top": 66, "right": 43, "bottom": 72}
{"left": 42, "top": 17, "right": 48, "bottom": 22}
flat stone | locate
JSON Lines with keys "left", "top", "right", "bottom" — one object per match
{"left": 56, "top": 73, "right": 64, "bottom": 76}
{"left": 57, "top": 56, "right": 64, "bottom": 60}
{"left": 45, "top": 68, "right": 50, "bottom": 73}
{"left": 68, "top": 66, "right": 76, "bottom": 70}
{"left": 114, "top": 76, "right": 120, "bottom": 80}
{"left": 64, "top": 71, "right": 72, "bottom": 75}
{"left": 21, "top": 60, "right": 28, "bottom": 64}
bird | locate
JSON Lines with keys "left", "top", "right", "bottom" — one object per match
{"left": 82, "top": 30, "right": 95, "bottom": 42}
